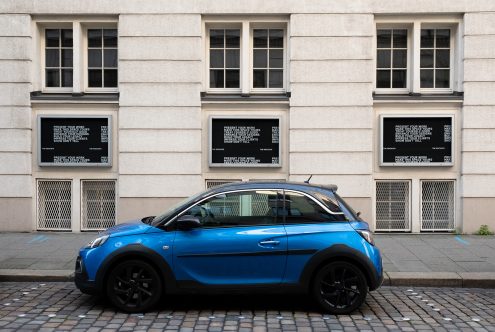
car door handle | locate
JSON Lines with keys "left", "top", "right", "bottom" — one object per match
{"left": 259, "top": 240, "right": 280, "bottom": 246}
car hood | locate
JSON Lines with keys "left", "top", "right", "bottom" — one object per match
{"left": 101, "top": 219, "right": 152, "bottom": 237}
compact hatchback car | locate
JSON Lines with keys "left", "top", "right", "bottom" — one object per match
{"left": 75, "top": 181, "right": 383, "bottom": 313}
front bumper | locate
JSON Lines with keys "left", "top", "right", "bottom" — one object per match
{"left": 74, "top": 256, "right": 99, "bottom": 295}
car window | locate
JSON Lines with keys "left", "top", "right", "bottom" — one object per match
{"left": 283, "top": 191, "right": 347, "bottom": 223}
{"left": 181, "top": 190, "right": 282, "bottom": 228}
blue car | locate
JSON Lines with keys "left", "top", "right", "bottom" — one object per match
{"left": 75, "top": 181, "right": 383, "bottom": 314}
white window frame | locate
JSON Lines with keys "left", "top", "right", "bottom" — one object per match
{"left": 36, "top": 18, "right": 118, "bottom": 94}
{"left": 203, "top": 17, "right": 289, "bottom": 95}
{"left": 374, "top": 16, "right": 462, "bottom": 95}
{"left": 82, "top": 23, "right": 119, "bottom": 93}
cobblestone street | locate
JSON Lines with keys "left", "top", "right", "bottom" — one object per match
{"left": 0, "top": 282, "right": 493, "bottom": 331}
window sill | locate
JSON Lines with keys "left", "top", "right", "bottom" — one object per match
{"left": 30, "top": 91, "right": 119, "bottom": 103}
{"left": 201, "top": 92, "right": 290, "bottom": 103}
{"left": 373, "top": 91, "right": 463, "bottom": 103}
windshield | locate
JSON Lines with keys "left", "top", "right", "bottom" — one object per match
{"left": 151, "top": 190, "right": 206, "bottom": 226}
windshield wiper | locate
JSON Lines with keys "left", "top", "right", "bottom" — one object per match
{"left": 141, "top": 216, "right": 155, "bottom": 224}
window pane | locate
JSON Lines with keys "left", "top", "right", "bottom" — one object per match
{"left": 392, "top": 70, "right": 407, "bottom": 88}
{"left": 45, "top": 29, "right": 60, "bottom": 47}
{"left": 88, "top": 29, "right": 102, "bottom": 47}
{"left": 45, "top": 69, "right": 59, "bottom": 87}
{"left": 104, "top": 49, "right": 118, "bottom": 67}
{"left": 393, "top": 50, "right": 407, "bottom": 68}
{"left": 269, "top": 69, "right": 283, "bottom": 88}
{"left": 61, "top": 69, "right": 73, "bottom": 87}
{"left": 283, "top": 192, "right": 342, "bottom": 223}
{"left": 253, "top": 49, "right": 267, "bottom": 68}
{"left": 209, "top": 29, "right": 224, "bottom": 48}
{"left": 88, "top": 49, "right": 102, "bottom": 67}
{"left": 377, "top": 50, "right": 391, "bottom": 68}
{"left": 253, "top": 29, "right": 268, "bottom": 48}
{"left": 103, "top": 29, "right": 118, "bottom": 47}
{"left": 225, "top": 49, "right": 240, "bottom": 68}
{"left": 420, "top": 50, "right": 434, "bottom": 68}
{"left": 253, "top": 69, "right": 267, "bottom": 88}
{"left": 393, "top": 29, "right": 407, "bottom": 48}
{"left": 61, "top": 29, "right": 73, "bottom": 47}
{"left": 104, "top": 69, "right": 118, "bottom": 87}
{"left": 269, "top": 49, "right": 283, "bottom": 68}
{"left": 225, "top": 29, "right": 240, "bottom": 48}
{"left": 209, "top": 49, "right": 224, "bottom": 68}
{"left": 421, "top": 29, "right": 434, "bottom": 48}
{"left": 377, "top": 29, "right": 391, "bottom": 48}
{"left": 88, "top": 69, "right": 102, "bottom": 87}
{"left": 225, "top": 70, "right": 240, "bottom": 88}
{"left": 376, "top": 70, "right": 391, "bottom": 88}
{"left": 436, "top": 49, "right": 450, "bottom": 68}
{"left": 61, "top": 49, "right": 72, "bottom": 67}
{"left": 210, "top": 69, "right": 224, "bottom": 88}
{"left": 45, "top": 49, "right": 59, "bottom": 67}
{"left": 420, "top": 69, "right": 434, "bottom": 88}
{"left": 436, "top": 29, "right": 450, "bottom": 48}
{"left": 269, "top": 29, "right": 284, "bottom": 48}
{"left": 435, "top": 69, "right": 450, "bottom": 88}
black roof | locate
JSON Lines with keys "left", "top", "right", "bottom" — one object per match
{"left": 206, "top": 181, "right": 338, "bottom": 195}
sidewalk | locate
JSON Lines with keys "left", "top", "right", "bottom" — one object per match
{"left": 0, "top": 232, "right": 494, "bottom": 287}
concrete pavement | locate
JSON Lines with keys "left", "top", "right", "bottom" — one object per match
{"left": 0, "top": 232, "right": 494, "bottom": 287}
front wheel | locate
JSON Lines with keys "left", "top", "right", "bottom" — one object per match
{"left": 106, "top": 260, "right": 162, "bottom": 312}
{"left": 312, "top": 261, "right": 368, "bottom": 314}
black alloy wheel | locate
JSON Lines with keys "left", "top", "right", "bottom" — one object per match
{"left": 106, "top": 260, "right": 162, "bottom": 312}
{"left": 312, "top": 261, "right": 368, "bottom": 314}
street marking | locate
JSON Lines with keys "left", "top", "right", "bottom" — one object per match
{"left": 455, "top": 236, "right": 469, "bottom": 245}
{"left": 472, "top": 317, "right": 481, "bottom": 322}
{"left": 27, "top": 235, "right": 49, "bottom": 244}
{"left": 18, "top": 314, "right": 25, "bottom": 317}
{"left": 78, "top": 315, "right": 86, "bottom": 318}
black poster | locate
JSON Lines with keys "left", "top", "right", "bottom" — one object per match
{"left": 210, "top": 118, "right": 280, "bottom": 166}
{"left": 39, "top": 117, "right": 111, "bottom": 166}
{"left": 381, "top": 116, "right": 453, "bottom": 165}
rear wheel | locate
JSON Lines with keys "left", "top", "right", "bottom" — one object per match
{"left": 106, "top": 260, "right": 162, "bottom": 312}
{"left": 312, "top": 261, "right": 368, "bottom": 314}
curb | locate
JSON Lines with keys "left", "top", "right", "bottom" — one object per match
{"left": 1, "top": 270, "right": 495, "bottom": 288}
{"left": 382, "top": 272, "right": 495, "bottom": 288}
{"left": 0, "top": 269, "right": 74, "bottom": 282}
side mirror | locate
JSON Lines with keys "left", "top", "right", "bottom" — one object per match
{"left": 176, "top": 215, "right": 201, "bottom": 231}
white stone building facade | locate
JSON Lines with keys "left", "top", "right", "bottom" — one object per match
{"left": 0, "top": 0, "right": 494, "bottom": 233}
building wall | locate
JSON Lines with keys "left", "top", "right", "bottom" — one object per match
{"left": 0, "top": 1, "right": 494, "bottom": 233}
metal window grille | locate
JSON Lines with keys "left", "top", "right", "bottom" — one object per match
{"left": 375, "top": 181, "right": 411, "bottom": 231}
{"left": 206, "top": 179, "right": 242, "bottom": 189}
{"left": 37, "top": 180, "right": 72, "bottom": 230}
{"left": 81, "top": 180, "right": 116, "bottom": 230}
{"left": 421, "top": 180, "right": 455, "bottom": 231}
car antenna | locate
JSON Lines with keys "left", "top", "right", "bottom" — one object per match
{"left": 304, "top": 175, "right": 313, "bottom": 184}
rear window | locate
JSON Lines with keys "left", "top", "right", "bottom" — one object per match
{"left": 334, "top": 193, "right": 360, "bottom": 220}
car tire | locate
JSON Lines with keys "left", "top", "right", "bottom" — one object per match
{"left": 106, "top": 259, "right": 162, "bottom": 313}
{"left": 312, "top": 261, "right": 368, "bottom": 314}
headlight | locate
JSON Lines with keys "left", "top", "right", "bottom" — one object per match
{"left": 86, "top": 234, "right": 109, "bottom": 248}
{"left": 357, "top": 230, "right": 375, "bottom": 246}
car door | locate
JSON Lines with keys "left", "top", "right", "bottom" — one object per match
{"left": 172, "top": 189, "right": 287, "bottom": 286}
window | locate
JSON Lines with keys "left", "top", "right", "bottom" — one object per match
{"left": 421, "top": 180, "right": 455, "bottom": 231}
{"left": 205, "top": 20, "right": 287, "bottom": 94}
{"left": 39, "top": 22, "right": 118, "bottom": 92}
{"left": 375, "top": 19, "right": 459, "bottom": 94}
{"left": 420, "top": 29, "right": 450, "bottom": 89}
{"left": 283, "top": 192, "right": 345, "bottom": 224}
{"left": 209, "top": 29, "right": 240, "bottom": 88}
{"left": 182, "top": 190, "right": 281, "bottom": 227}
{"left": 375, "top": 181, "right": 411, "bottom": 232}
{"left": 87, "top": 29, "right": 118, "bottom": 88}
{"left": 45, "top": 29, "right": 73, "bottom": 88}
{"left": 81, "top": 180, "right": 116, "bottom": 230}
{"left": 37, "top": 180, "right": 72, "bottom": 230}
{"left": 376, "top": 29, "right": 408, "bottom": 89}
